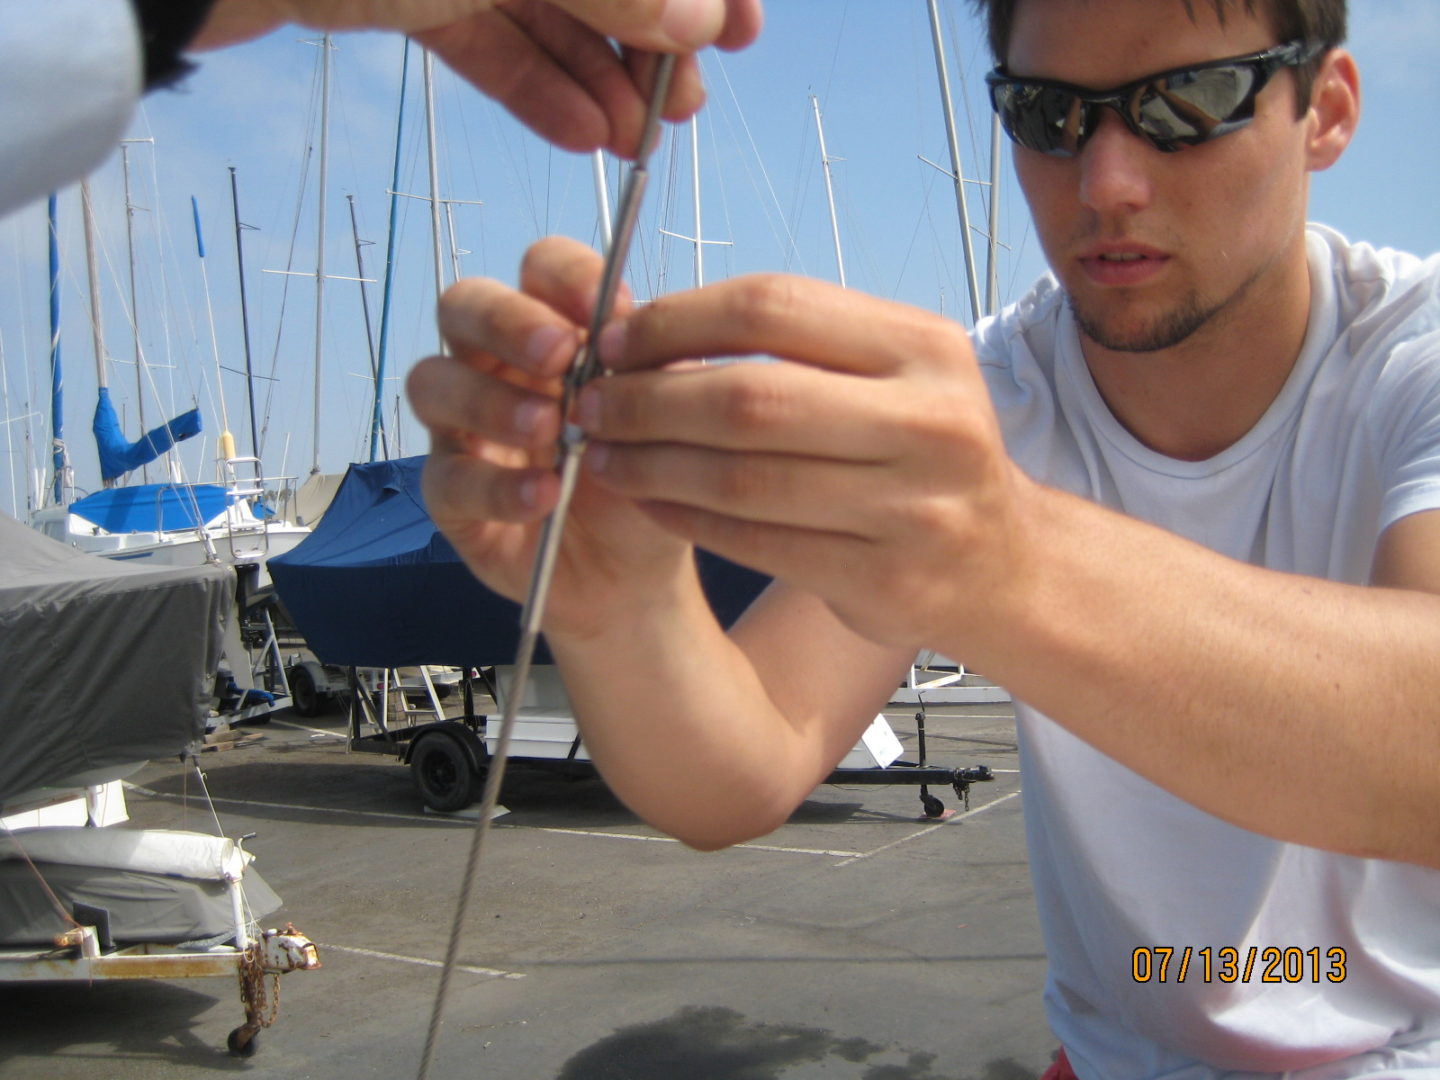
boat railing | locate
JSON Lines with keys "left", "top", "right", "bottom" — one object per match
{"left": 219, "top": 457, "right": 303, "bottom": 563}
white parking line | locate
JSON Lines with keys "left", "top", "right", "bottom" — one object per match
{"left": 269, "top": 717, "right": 348, "bottom": 739}
{"left": 125, "top": 784, "right": 471, "bottom": 826}
{"left": 533, "top": 826, "right": 864, "bottom": 859}
{"left": 318, "top": 942, "right": 524, "bottom": 980}
{"left": 832, "top": 789, "right": 1022, "bottom": 867}
{"left": 126, "top": 783, "right": 1006, "bottom": 864}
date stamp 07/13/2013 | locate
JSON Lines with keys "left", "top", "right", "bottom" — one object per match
{"left": 1131, "top": 945, "right": 1348, "bottom": 985}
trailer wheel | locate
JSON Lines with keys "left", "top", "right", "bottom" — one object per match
{"left": 227, "top": 1027, "right": 259, "bottom": 1057}
{"left": 920, "top": 793, "right": 946, "bottom": 818}
{"left": 289, "top": 665, "right": 323, "bottom": 718}
{"left": 412, "top": 734, "right": 479, "bottom": 812}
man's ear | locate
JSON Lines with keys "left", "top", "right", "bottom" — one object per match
{"left": 1305, "top": 48, "right": 1360, "bottom": 173}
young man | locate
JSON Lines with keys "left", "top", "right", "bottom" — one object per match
{"left": 408, "top": 0, "right": 1440, "bottom": 1074}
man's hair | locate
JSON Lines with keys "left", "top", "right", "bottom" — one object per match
{"left": 972, "top": 0, "right": 1347, "bottom": 115}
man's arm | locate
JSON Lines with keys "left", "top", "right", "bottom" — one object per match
{"left": 573, "top": 271, "right": 1440, "bottom": 868}
{"left": 550, "top": 579, "right": 913, "bottom": 850}
{"left": 976, "top": 486, "right": 1440, "bottom": 868}
{"left": 408, "top": 237, "right": 912, "bottom": 849}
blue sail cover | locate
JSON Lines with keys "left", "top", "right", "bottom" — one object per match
{"left": 269, "top": 456, "right": 769, "bottom": 668}
{"left": 93, "top": 386, "right": 202, "bottom": 482}
{"left": 69, "top": 483, "right": 230, "bottom": 534}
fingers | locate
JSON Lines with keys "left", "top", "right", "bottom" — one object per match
{"left": 589, "top": 439, "right": 897, "bottom": 537}
{"left": 518, "top": 235, "right": 633, "bottom": 331}
{"left": 436, "top": 237, "right": 624, "bottom": 379}
{"left": 544, "top": 0, "right": 764, "bottom": 52}
{"left": 418, "top": 3, "right": 706, "bottom": 157}
{"left": 597, "top": 273, "right": 976, "bottom": 379}
{"left": 417, "top": 6, "right": 640, "bottom": 155}
{"left": 407, "top": 349, "right": 560, "bottom": 454}
{"left": 421, "top": 421, "right": 561, "bottom": 526}
{"left": 576, "top": 360, "right": 914, "bottom": 459}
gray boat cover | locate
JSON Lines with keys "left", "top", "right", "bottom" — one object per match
{"left": 0, "top": 513, "right": 233, "bottom": 805}
{"left": 0, "top": 860, "right": 282, "bottom": 947}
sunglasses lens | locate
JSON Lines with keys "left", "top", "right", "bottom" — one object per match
{"left": 993, "top": 83, "right": 1085, "bottom": 156}
{"left": 1131, "top": 65, "right": 1262, "bottom": 148}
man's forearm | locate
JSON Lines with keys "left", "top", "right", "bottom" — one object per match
{"left": 549, "top": 573, "right": 910, "bottom": 851}
{"left": 972, "top": 483, "right": 1440, "bottom": 867}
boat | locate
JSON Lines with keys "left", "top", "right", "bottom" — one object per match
{"left": 27, "top": 181, "right": 310, "bottom": 725}
{"left": 268, "top": 456, "right": 990, "bottom": 816}
{"left": 0, "top": 512, "right": 320, "bottom": 1057}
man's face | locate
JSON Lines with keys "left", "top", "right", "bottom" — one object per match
{"left": 1006, "top": 0, "right": 1314, "bottom": 354}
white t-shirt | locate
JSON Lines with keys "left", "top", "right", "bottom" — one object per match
{"left": 975, "top": 225, "right": 1440, "bottom": 1079}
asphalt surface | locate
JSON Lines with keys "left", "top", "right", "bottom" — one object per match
{"left": 0, "top": 699, "right": 1056, "bottom": 1080}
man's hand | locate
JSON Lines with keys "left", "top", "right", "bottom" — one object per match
{"left": 406, "top": 237, "right": 698, "bottom": 643}
{"left": 572, "top": 271, "right": 1035, "bottom": 660}
{"left": 192, "top": 0, "right": 763, "bottom": 155}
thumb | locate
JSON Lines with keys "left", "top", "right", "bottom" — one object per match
{"left": 543, "top": 0, "right": 756, "bottom": 51}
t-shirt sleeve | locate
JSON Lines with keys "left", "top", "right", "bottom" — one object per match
{"left": 1376, "top": 330, "right": 1440, "bottom": 532}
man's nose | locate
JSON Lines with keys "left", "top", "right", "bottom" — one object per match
{"left": 1077, "top": 106, "right": 1155, "bottom": 215}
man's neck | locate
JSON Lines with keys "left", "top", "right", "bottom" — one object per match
{"left": 1079, "top": 240, "right": 1314, "bottom": 462}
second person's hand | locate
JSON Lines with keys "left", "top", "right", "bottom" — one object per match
{"left": 193, "top": 0, "right": 764, "bottom": 156}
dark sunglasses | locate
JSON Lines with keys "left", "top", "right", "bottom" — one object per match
{"left": 986, "top": 39, "right": 1323, "bottom": 157}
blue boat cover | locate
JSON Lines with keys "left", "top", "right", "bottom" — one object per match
{"left": 93, "top": 386, "right": 202, "bottom": 482}
{"left": 70, "top": 483, "right": 230, "bottom": 534}
{"left": 269, "top": 456, "right": 769, "bottom": 668}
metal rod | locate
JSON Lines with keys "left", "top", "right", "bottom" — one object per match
{"left": 415, "top": 54, "right": 677, "bottom": 1080}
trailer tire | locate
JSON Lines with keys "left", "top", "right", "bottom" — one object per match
{"left": 412, "top": 734, "right": 479, "bottom": 812}
{"left": 289, "top": 665, "right": 324, "bottom": 718}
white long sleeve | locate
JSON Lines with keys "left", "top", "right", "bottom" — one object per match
{"left": 1, "top": 1, "right": 143, "bottom": 218}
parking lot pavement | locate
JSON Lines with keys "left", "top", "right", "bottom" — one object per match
{"left": 0, "top": 703, "right": 1057, "bottom": 1080}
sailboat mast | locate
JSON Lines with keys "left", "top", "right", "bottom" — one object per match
{"left": 423, "top": 48, "right": 446, "bottom": 351}
{"left": 591, "top": 151, "right": 614, "bottom": 253}
{"left": 229, "top": 166, "right": 261, "bottom": 460}
{"left": 925, "top": 0, "right": 982, "bottom": 324}
{"left": 193, "top": 195, "right": 235, "bottom": 467}
{"left": 371, "top": 40, "right": 410, "bottom": 464}
{"left": 809, "top": 95, "right": 847, "bottom": 289}
{"left": 80, "top": 181, "right": 118, "bottom": 489}
{"left": 80, "top": 182, "right": 108, "bottom": 391}
{"left": 347, "top": 194, "right": 383, "bottom": 436}
{"left": 986, "top": 112, "right": 1002, "bottom": 317}
{"left": 690, "top": 118, "right": 704, "bottom": 288}
{"left": 47, "top": 194, "right": 68, "bottom": 506}
{"left": 119, "top": 141, "right": 151, "bottom": 479}
{"left": 311, "top": 33, "right": 332, "bottom": 476}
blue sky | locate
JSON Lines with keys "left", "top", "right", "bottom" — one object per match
{"left": 2, "top": 1, "right": 1437, "bottom": 517}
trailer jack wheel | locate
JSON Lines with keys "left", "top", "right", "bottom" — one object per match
{"left": 228, "top": 1026, "right": 259, "bottom": 1057}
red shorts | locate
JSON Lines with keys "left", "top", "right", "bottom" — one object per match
{"left": 1040, "top": 1047, "right": 1079, "bottom": 1080}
